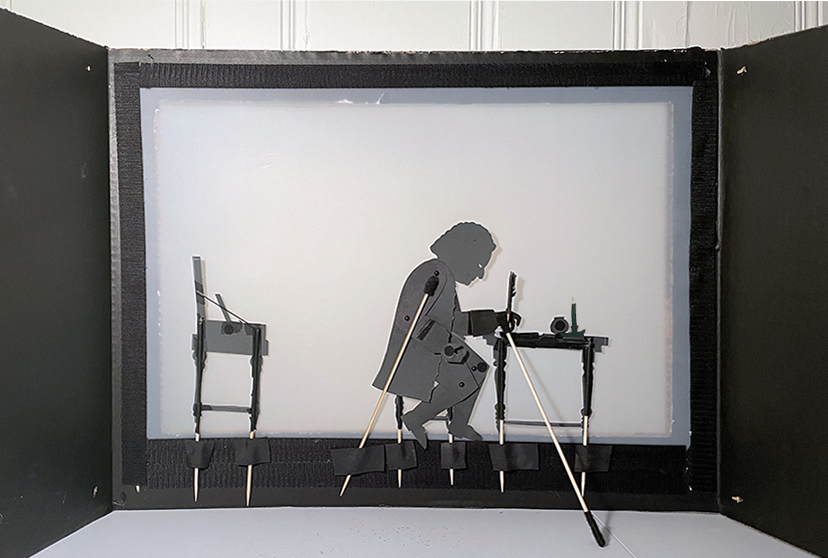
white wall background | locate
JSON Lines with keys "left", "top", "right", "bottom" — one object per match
{"left": 2, "top": 1, "right": 825, "bottom": 52}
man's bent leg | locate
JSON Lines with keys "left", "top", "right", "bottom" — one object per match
{"left": 447, "top": 389, "right": 483, "bottom": 442}
{"left": 404, "top": 384, "right": 484, "bottom": 447}
{"left": 403, "top": 384, "right": 462, "bottom": 448}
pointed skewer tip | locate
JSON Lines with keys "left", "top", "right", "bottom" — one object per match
{"left": 339, "top": 475, "right": 351, "bottom": 497}
{"left": 245, "top": 464, "right": 253, "bottom": 507}
{"left": 194, "top": 468, "right": 199, "bottom": 503}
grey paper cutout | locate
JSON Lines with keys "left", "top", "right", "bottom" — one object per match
{"left": 190, "top": 256, "right": 270, "bottom": 356}
{"left": 214, "top": 292, "right": 233, "bottom": 323}
{"left": 202, "top": 321, "right": 270, "bottom": 356}
{"left": 330, "top": 446, "right": 386, "bottom": 476}
{"left": 489, "top": 443, "right": 540, "bottom": 472}
{"left": 372, "top": 223, "right": 497, "bottom": 448}
{"left": 429, "top": 222, "right": 496, "bottom": 286}
{"left": 190, "top": 257, "right": 269, "bottom": 437}
{"left": 193, "top": 256, "right": 206, "bottom": 319}
{"left": 574, "top": 445, "right": 613, "bottom": 473}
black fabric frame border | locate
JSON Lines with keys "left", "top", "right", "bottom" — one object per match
{"left": 115, "top": 61, "right": 148, "bottom": 492}
{"left": 114, "top": 50, "right": 718, "bottom": 510}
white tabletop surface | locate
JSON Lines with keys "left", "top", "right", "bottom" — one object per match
{"left": 33, "top": 507, "right": 816, "bottom": 558}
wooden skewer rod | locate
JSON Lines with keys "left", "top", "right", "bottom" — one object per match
{"left": 194, "top": 432, "right": 200, "bottom": 502}
{"left": 501, "top": 272, "right": 515, "bottom": 494}
{"left": 245, "top": 430, "right": 254, "bottom": 507}
{"left": 505, "top": 332, "right": 587, "bottom": 508}
{"left": 504, "top": 331, "right": 606, "bottom": 547}
{"left": 397, "top": 429, "right": 403, "bottom": 488}
{"left": 446, "top": 407, "right": 455, "bottom": 485}
{"left": 340, "top": 288, "right": 433, "bottom": 497}
{"left": 448, "top": 431, "right": 455, "bottom": 485}
{"left": 581, "top": 415, "right": 589, "bottom": 494}
{"left": 498, "top": 419, "right": 505, "bottom": 493}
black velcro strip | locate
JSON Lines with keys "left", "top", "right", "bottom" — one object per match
{"left": 146, "top": 438, "right": 691, "bottom": 495}
{"left": 688, "top": 78, "right": 719, "bottom": 493}
{"left": 138, "top": 54, "right": 713, "bottom": 90}
{"left": 115, "top": 62, "right": 148, "bottom": 487}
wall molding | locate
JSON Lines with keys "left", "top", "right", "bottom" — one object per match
{"left": 280, "top": 0, "right": 294, "bottom": 50}
{"left": 613, "top": 0, "right": 624, "bottom": 49}
{"left": 469, "top": 0, "right": 499, "bottom": 51}
{"left": 280, "top": 0, "right": 308, "bottom": 51}
{"left": 795, "top": 1, "right": 823, "bottom": 31}
{"left": 613, "top": 0, "right": 641, "bottom": 50}
{"left": 175, "top": 0, "right": 205, "bottom": 49}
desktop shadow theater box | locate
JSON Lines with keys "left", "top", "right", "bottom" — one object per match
{"left": 2, "top": 8, "right": 828, "bottom": 558}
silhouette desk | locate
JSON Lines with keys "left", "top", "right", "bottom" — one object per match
{"left": 492, "top": 332, "right": 610, "bottom": 478}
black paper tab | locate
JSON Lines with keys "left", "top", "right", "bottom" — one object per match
{"left": 574, "top": 445, "right": 612, "bottom": 473}
{"left": 385, "top": 441, "right": 418, "bottom": 470}
{"left": 184, "top": 439, "right": 215, "bottom": 470}
{"left": 235, "top": 437, "right": 271, "bottom": 467}
{"left": 441, "top": 441, "right": 467, "bottom": 470}
{"left": 330, "top": 446, "right": 386, "bottom": 476}
{"left": 489, "top": 443, "right": 539, "bottom": 471}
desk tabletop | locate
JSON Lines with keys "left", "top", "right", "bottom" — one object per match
{"left": 505, "top": 332, "right": 610, "bottom": 352}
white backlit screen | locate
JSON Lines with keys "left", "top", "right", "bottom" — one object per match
{"left": 140, "top": 87, "right": 692, "bottom": 445}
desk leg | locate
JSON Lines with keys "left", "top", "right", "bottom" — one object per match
{"left": 494, "top": 337, "right": 507, "bottom": 493}
{"left": 581, "top": 416, "right": 588, "bottom": 494}
{"left": 246, "top": 326, "right": 264, "bottom": 507}
{"left": 580, "top": 341, "right": 596, "bottom": 494}
{"left": 192, "top": 316, "right": 207, "bottom": 503}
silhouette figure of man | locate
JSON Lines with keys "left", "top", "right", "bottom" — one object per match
{"left": 372, "top": 222, "right": 515, "bottom": 448}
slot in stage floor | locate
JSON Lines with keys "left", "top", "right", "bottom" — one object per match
{"left": 33, "top": 507, "right": 815, "bottom": 558}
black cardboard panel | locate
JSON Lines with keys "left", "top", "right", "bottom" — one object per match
{"left": 0, "top": 9, "right": 111, "bottom": 558}
{"left": 721, "top": 26, "right": 828, "bottom": 557}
